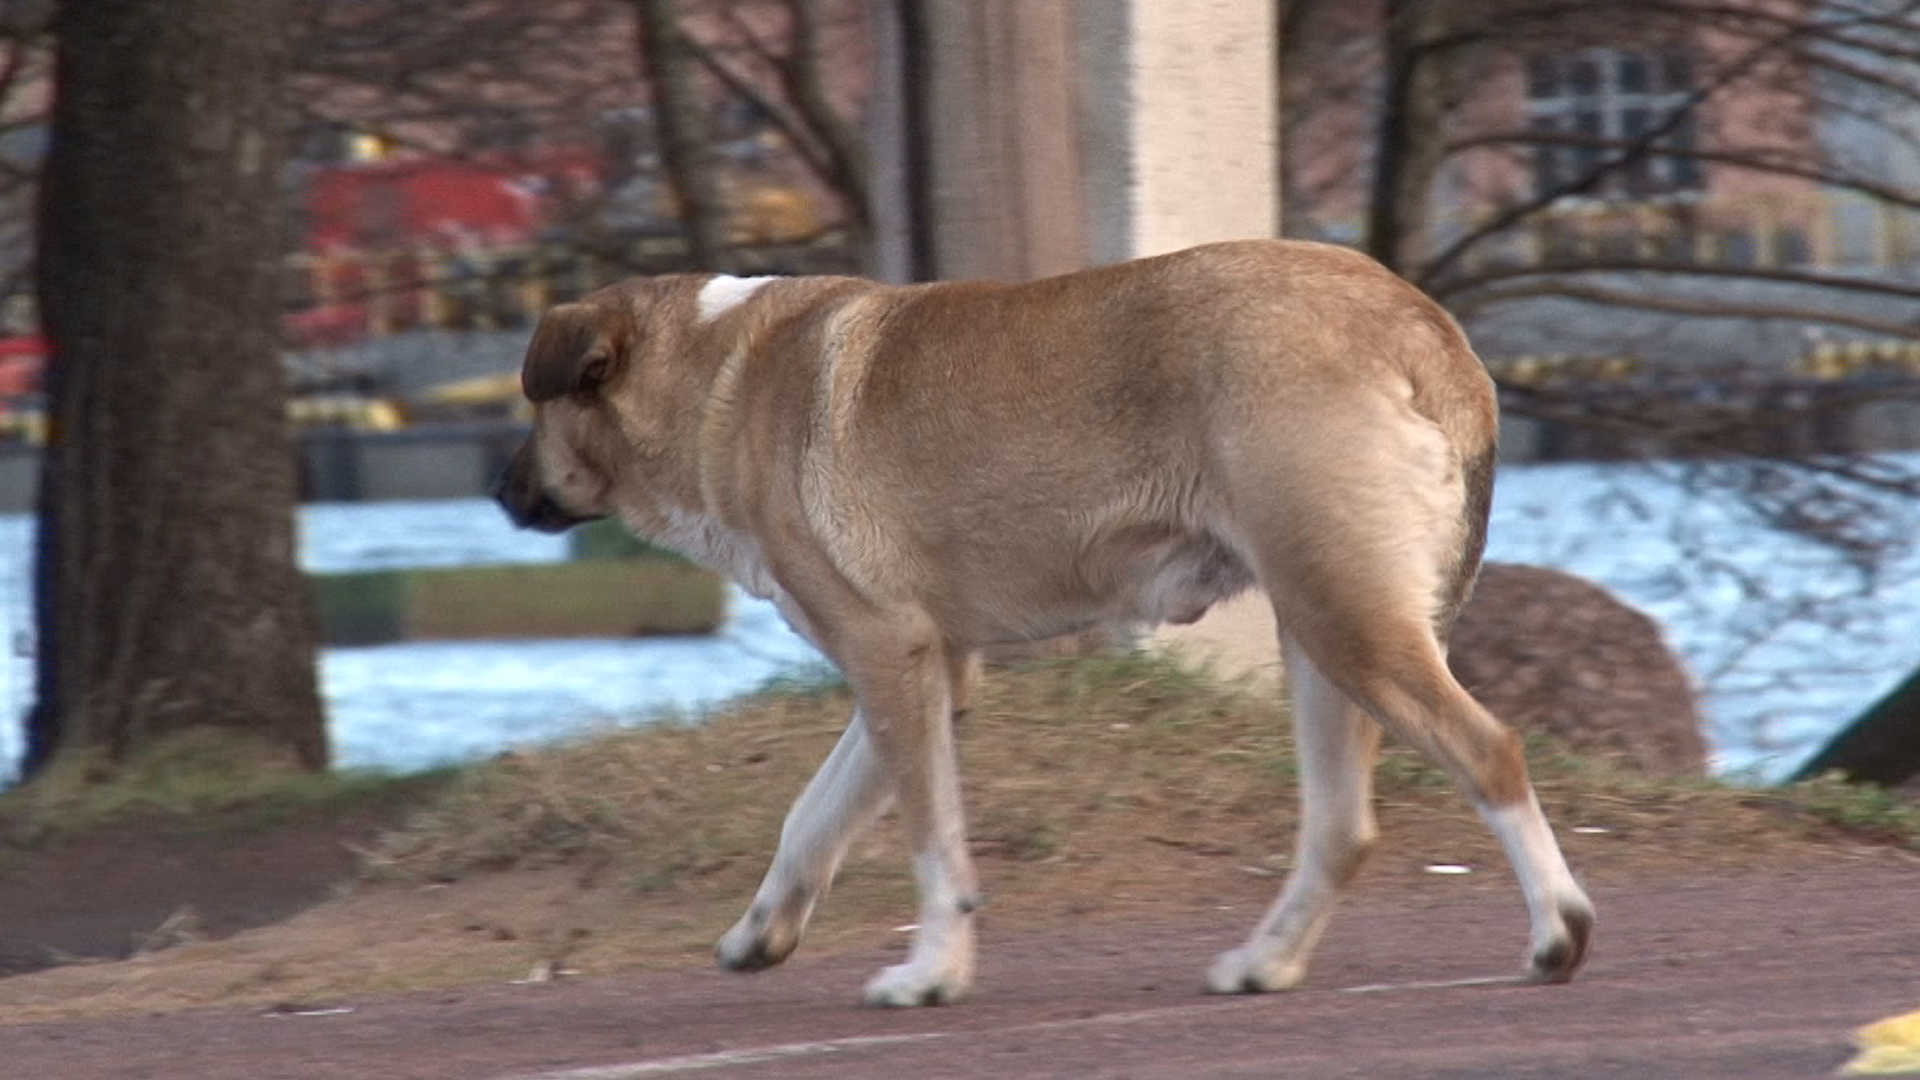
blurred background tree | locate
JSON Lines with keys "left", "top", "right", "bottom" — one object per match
{"left": 1288, "top": 0, "right": 1920, "bottom": 782}
{"left": 25, "top": 0, "right": 326, "bottom": 782}
{"left": 282, "top": 0, "right": 871, "bottom": 278}
{"left": 1279, "top": 0, "right": 1920, "bottom": 395}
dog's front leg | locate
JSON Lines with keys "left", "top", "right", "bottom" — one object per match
{"left": 716, "top": 711, "right": 894, "bottom": 972}
{"left": 841, "top": 616, "right": 979, "bottom": 1007}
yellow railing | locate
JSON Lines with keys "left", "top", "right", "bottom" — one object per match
{"left": 1499, "top": 192, "right": 1917, "bottom": 271}
{"left": 1794, "top": 339, "right": 1920, "bottom": 380}
{"left": 1302, "top": 191, "right": 1920, "bottom": 275}
{"left": 283, "top": 241, "right": 649, "bottom": 342}
{"left": 0, "top": 393, "right": 411, "bottom": 447}
{"left": 1485, "top": 339, "right": 1920, "bottom": 387}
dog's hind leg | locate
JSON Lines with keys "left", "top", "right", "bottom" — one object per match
{"left": 1208, "top": 638, "right": 1381, "bottom": 993}
{"left": 1320, "top": 624, "right": 1593, "bottom": 984}
{"left": 1212, "top": 397, "right": 1592, "bottom": 988}
{"left": 1259, "top": 556, "right": 1592, "bottom": 986}
{"left": 716, "top": 710, "right": 894, "bottom": 973}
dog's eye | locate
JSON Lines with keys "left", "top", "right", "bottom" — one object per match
{"left": 578, "top": 350, "right": 612, "bottom": 392}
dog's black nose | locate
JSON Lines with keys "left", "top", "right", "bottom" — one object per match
{"left": 532, "top": 497, "right": 599, "bottom": 533}
{"left": 492, "top": 443, "right": 604, "bottom": 532}
{"left": 492, "top": 455, "right": 558, "bottom": 530}
{"left": 488, "top": 466, "right": 511, "bottom": 504}
{"left": 490, "top": 464, "right": 532, "bottom": 526}
{"left": 498, "top": 486, "right": 596, "bottom": 534}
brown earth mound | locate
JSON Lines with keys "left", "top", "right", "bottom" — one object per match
{"left": 0, "top": 789, "right": 432, "bottom": 977}
{"left": 1449, "top": 561, "right": 1707, "bottom": 775}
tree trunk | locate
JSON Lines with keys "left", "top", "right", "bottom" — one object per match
{"left": 26, "top": 0, "right": 326, "bottom": 781}
{"left": 869, "top": 0, "right": 936, "bottom": 282}
{"left": 1364, "top": 0, "right": 1463, "bottom": 277}
{"left": 1792, "top": 667, "right": 1920, "bottom": 788}
{"left": 892, "top": 0, "right": 1084, "bottom": 283}
{"left": 782, "top": 0, "right": 872, "bottom": 256}
{"left": 632, "top": 0, "right": 734, "bottom": 271}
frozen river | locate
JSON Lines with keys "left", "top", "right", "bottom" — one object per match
{"left": 0, "top": 500, "right": 822, "bottom": 783}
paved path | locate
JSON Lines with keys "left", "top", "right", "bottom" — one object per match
{"left": 7, "top": 867, "right": 1917, "bottom": 1079}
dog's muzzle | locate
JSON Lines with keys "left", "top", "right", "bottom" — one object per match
{"left": 492, "top": 449, "right": 601, "bottom": 534}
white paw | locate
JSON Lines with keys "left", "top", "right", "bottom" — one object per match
{"left": 1527, "top": 897, "right": 1596, "bottom": 984}
{"left": 863, "top": 959, "right": 972, "bottom": 1007}
{"left": 715, "top": 906, "right": 798, "bottom": 973}
{"left": 1205, "top": 946, "right": 1306, "bottom": 995}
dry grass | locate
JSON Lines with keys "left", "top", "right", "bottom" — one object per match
{"left": 3, "top": 651, "right": 1912, "bottom": 1023}
{"left": 369, "top": 651, "right": 1919, "bottom": 914}
{"left": 0, "top": 729, "right": 441, "bottom": 844}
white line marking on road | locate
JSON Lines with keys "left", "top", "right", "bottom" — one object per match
{"left": 494, "top": 976, "right": 1531, "bottom": 1078}
{"left": 1340, "top": 974, "right": 1525, "bottom": 995}
{"left": 499, "top": 1033, "right": 947, "bottom": 1079}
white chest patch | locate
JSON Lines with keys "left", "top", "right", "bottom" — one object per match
{"left": 642, "top": 505, "right": 778, "bottom": 601}
{"left": 697, "top": 275, "right": 779, "bottom": 322}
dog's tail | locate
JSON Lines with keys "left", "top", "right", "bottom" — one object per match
{"left": 1400, "top": 296, "right": 1499, "bottom": 636}
{"left": 1443, "top": 439, "right": 1496, "bottom": 630}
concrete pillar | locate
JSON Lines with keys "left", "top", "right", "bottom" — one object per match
{"left": 1077, "top": 1, "right": 1279, "bottom": 262}
{"left": 1080, "top": 1, "right": 1282, "bottom": 684}
{"left": 928, "top": 1, "right": 1087, "bottom": 281}
{"left": 872, "top": 0, "right": 1277, "bottom": 282}
{"left": 870, "top": 0, "right": 1282, "bottom": 682}
{"left": 872, "top": 0, "right": 1085, "bottom": 283}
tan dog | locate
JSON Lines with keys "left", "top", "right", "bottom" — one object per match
{"left": 494, "top": 240, "right": 1594, "bottom": 1006}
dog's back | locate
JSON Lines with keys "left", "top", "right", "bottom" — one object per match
{"left": 778, "top": 240, "right": 1497, "bottom": 650}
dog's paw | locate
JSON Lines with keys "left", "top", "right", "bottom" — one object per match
{"left": 715, "top": 907, "right": 799, "bottom": 973}
{"left": 1526, "top": 898, "right": 1596, "bottom": 984}
{"left": 1204, "top": 946, "right": 1307, "bottom": 995}
{"left": 862, "top": 960, "right": 971, "bottom": 1007}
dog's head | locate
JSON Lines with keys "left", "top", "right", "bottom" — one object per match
{"left": 493, "top": 292, "right": 636, "bottom": 533}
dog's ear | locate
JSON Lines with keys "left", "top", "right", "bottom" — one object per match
{"left": 522, "top": 302, "right": 621, "bottom": 403}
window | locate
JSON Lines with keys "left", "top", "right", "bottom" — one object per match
{"left": 1526, "top": 48, "right": 1704, "bottom": 200}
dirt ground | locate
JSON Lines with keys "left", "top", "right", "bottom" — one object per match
{"left": 0, "top": 803, "right": 401, "bottom": 978}
{"left": 0, "top": 792, "right": 1916, "bottom": 1079}
{"left": 2, "top": 858, "right": 1917, "bottom": 1080}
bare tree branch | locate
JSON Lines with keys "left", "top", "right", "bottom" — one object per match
{"left": 1439, "top": 257, "right": 1920, "bottom": 305}
{"left": 630, "top": 0, "right": 733, "bottom": 269}
{"left": 1453, "top": 278, "right": 1920, "bottom": 338}
{"left": 1446, "top": 130, "right": 1920, "bottom": 211}
{"left": 778, "top": 0, "right": 870, "bottom": 234}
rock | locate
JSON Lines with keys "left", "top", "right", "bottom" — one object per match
{"left": 1448, "top": 562, "right": 1707, "bottom": 776}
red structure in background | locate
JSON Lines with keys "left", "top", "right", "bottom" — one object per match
{"left": 302, "top": 152, "right": 600, "bottom": 252}
{"left": 288, "top": 151, "right": 604, "bottom": 347}
{"left": 0, "top": 335, "right": 41, "bottom": 397}
{"left": 0, "top": 153, "right": 606, "bottom": 379}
